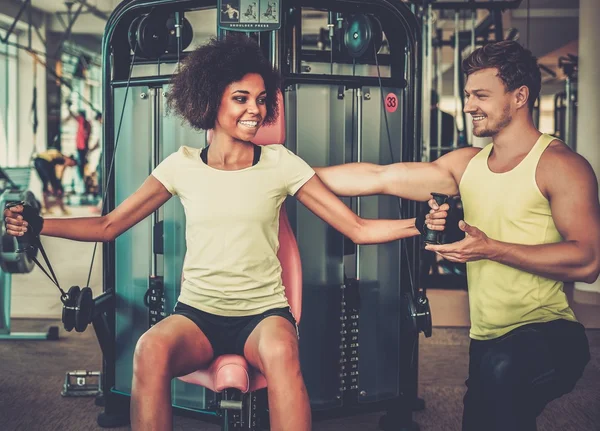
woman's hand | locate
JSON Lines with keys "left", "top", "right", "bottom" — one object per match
{"left": 422, "top": 198, "right": 449, "bottom": 232}
{"left": 3, "top": 204, "right": 30, "bottom": 237}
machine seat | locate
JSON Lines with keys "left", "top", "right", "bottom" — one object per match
{"left": 178, "top": 354, "right": 267, "bottom": 393}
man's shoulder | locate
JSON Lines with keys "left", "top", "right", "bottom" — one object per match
{"left": 435, "top": 146, "right": 482, "bottom": 169}
{"left": 539, "top": 139, "right": 596, "bottom": 189}
{"left": 541, "top": 139, "right": 584, "bottom": 168}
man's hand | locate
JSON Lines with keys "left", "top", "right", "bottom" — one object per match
{"left": 424, "top": 220, "right": 492, "bottom": 262}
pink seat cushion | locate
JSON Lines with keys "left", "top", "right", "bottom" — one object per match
{"left": 178, "top": 355, "right": 267, "bottom": 393}
{"left": 179, "top": 92, "right": 300, "bottom": 394}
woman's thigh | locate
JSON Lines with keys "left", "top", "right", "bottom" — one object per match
{"left": 135, "top": 314, "right": 215, "bottom": 377}
{"left": 243, "top": 315, "right": 299, "bottom": 374}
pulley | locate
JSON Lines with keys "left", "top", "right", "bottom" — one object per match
{"left": 128, "top": 12, "right": 194, "bottom": 59}
{"left": 344, "top": 14, "right": 383, "bottom": 59}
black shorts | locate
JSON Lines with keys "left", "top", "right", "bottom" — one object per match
{"left": 173, "top": 302, "right": 298, "bottom": 357}
{"left": 34, "top": 158, "right": 63, "bottom": 194}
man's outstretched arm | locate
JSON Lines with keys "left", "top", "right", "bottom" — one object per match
{"left": 314, "top": 147, "right": 479, "bottom": 201}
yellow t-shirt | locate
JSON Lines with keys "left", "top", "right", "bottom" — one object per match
{"left": 152, "top": 144, "right": 315, "bottom": 316}
{"left": 459, "top": 134, "right": 577, "bottom": 340}
{"left": 37, "top": 149, "right": 66, "bottom": 163}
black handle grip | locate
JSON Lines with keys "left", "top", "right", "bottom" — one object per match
{"left": 423, "top": 193, "right": 449, "bottom": 244}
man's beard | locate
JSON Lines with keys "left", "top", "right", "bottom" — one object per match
{"left": 473, "top": 105, "right": 512, "bottom": 137}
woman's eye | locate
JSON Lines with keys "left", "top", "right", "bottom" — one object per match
{"left": 257, "top": 98, "right": 266, "bottom": 105}
{"left": 235, "top": 97, "right": 247, "bottom": 103}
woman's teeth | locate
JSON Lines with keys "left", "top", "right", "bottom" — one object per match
{"left": 239, "top": 120, "right": 259, "bottom": 128}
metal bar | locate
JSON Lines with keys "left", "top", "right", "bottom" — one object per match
{"left": 284, "top": 74, "right": 406, "bottom": 89}
{"left": 1, "top": 39, "right": 46, "bottom": 57}
{"left": 55, "top": 12, "right": 69, "bottom": 31}
{"left": 471, "top": 10, "right": 476, "bottom": 51}
{"left": 53, "top": 2, "right": 85, "bottom": 58}
{"left": 420, "top": 0, "right": 522, "bottom": 11}
{"left": 0, "top": 0, "right": 30, "bottom": 43}
{"left": 512, "top": 8, "right": 579, "bottom": 19}
{"left": 3, "top": 42, "right": 8, "bottom": 165}
{"left": 355, "top": 87, "right": 362, "bottom": 281}
{"left": 150, "top": 88, "right": 159, "bottom": 276}
{"left": 27, "top": 0, "right": 31, "bottom": 50}
{"left": 453, "top": 11, "right": 459, "bottom": 147}
{"left": 492, "top": 10, "right": 504, "bottom": 41}
{"left": 33, "top": 24, "right": 45, "bottom": 46}
{"left": 73, "top": 0, "right": 110, "bottom": 21}
{"left": 436, "top": 33, "right": 442, "bottom": 159}
{"left": 564, "top": 77, "right": 572, "bottom": 148}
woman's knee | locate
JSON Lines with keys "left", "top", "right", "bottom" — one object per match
{"left": 133, "top": 330, "right": 173, "bottom": 377}
{"left": 258, "top": 335, "right": 300, "bottom": 373}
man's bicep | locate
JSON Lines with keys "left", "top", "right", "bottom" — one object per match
{"left": 549, "top": 154, "right": 600, "bottom": 246}
{"left": 381, "top": 161, "right": 458, "bottom": 201}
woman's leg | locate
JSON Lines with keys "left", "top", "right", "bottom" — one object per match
{"left": 131, "top": 315, "right": 214, "bottom": 431}
{"left": 244, "top": 316, "right": 310, "bottom": 431}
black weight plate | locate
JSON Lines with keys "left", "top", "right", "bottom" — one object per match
{"left": 402, "top": 291, "right": 418, "bottom": 335}
{"left": 128, "top": 16, "right": 142, "bottom": 53}
{"left": 165, "top": 16, "right": 193, "bottom": 53}
{"left": 62, "top": 286, "right": 81, "bottom": 332}
{"left": 75, "top": 287, "right": 94, "bottom": 333}
{"left": 420, "top": 299, "right": 433, "bottom": 338}
{"left": 137, "top": 15, "right": 169, "bottom": 58}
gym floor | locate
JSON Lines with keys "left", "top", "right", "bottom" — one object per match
{"left": 2, "top": 205, "right": 599, "bottom": 431}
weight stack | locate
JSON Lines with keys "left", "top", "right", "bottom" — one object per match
{"left": 146, "top": 275, "right": 166, "bottom": 327}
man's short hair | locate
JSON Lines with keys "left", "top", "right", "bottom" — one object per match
{"left": 462, "top": 40, "right": 541, "bottom": 111}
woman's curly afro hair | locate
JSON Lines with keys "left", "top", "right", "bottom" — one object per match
{"left": 166, "top": 34, "right": 281, "bottom": 131}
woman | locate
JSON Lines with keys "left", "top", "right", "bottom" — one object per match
{"left": 4, "top": 35, "right": 447, "bottom": 431}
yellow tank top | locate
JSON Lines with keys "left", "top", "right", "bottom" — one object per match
{"left": 459, "top": 134, "right": 577, "bottom": 340}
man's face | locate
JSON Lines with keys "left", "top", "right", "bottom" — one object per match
{"left": 463, "top": 68, "right": 516, "bottom": 138}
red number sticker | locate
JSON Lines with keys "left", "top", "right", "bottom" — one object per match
{"left": 385, "top": 93, "right": 398, "bottom": 113}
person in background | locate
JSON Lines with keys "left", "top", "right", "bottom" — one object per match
{"left": 33, "top": 148, "right": 77, "bottom": 215}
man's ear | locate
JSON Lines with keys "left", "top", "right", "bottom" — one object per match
{"left": 515, "top": 85, "right": 530, "bottom": 110}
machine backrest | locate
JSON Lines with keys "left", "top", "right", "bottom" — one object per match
{"left": 205, "top": 92, "right": 302, "bottom": 322}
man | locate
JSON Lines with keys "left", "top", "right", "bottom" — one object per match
{"left": 33, "top": 148, "right": 77, "bottom": 214}
{"left": 315, "top": 40, "right": 599, "bottom": 430}
{"left": 63, "top": 104, "right": 92, "bottom": 189}
{"left": 223, "top": 4, "right": 239, "bottom": 20}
